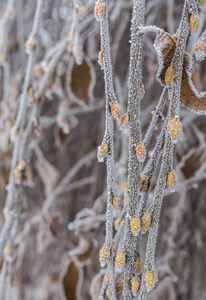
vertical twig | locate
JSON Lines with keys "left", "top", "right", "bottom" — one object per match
{"left": 123, "top": 0, "right": 145, "bottom": 298}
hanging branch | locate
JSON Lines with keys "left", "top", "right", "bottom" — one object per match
{"left": 138, "top": 1, "right": 192, "bottom": 298}
{"left": 122, "top": 0, "right": 145, "bottom": 298}
{"left": 5, "top": 0, "right": 44, "bottom": 210}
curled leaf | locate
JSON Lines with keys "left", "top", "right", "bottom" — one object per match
{"left": 68, "top": 56, "right": 96, "bottom": 105}
{"left": 154, "top": 31, "right": 206, "bottom": 114}
{"left": 63, "top": 260, "right": 83, "bottom": 300}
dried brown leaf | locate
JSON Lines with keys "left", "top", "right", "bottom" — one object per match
{"left": 63, "top": 260, "right": 82, "bottom": 300}
{"left": 68, "top": 56, "right": 95, "bottom": 105}
{"left": 154, "top": 32, "right": 206, "bottom": 114}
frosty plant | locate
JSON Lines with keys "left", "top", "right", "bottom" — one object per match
{"left": 96, "top": 0, "right": 206, "bottom": 299}
{"left": 0, "top": 0, "right": 206, "bottom": 299}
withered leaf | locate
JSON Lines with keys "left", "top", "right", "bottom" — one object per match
{"left": 68, "top": 56, "right": 95, "bottom": 105}
{"left": 63, "top": 260, "right": 82, "bottom": 300}
{"left": 154, "top": 31, "right": 206, "bottom": 114}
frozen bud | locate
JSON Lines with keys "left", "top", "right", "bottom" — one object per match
{"left": 77, "top": 4, "right": 85, "bottom": 18}
{"left": 190, "top": 14, "right": 199, "bottom": 33}
{"left": 165, "top": 64, "right": 174, "bottom": 86}
{"left": 111, "top": 102, "right": 121, "bottom": 121}
{"left": 26, "top": 35, "right": 37, "bottom": 53}
{"left": 14, "top": 168, "right": 22, "bottom": 183}
{"left": 69, "top": 28, "right": 75, "bottom": 42}
{"left": 106, "top": 270, "right": 110, "bottom": 284}
{"left": 140, "top": 83, "right": 145, "bottom": 99}
{"left": 98, "top": 50, "right": 104, "bottom": 68}
{"left": 195, "top": 41, "right": 205, "bottom": 52}
{"left": 120, "top": 113, "right": 129, "bottom": 130}
{"left": 106, "top": 288, "right": 111, "bottom": 299}
{"left": 112, "top": 196, "right": 121, "bottom": 210}
{"left": 99, "top": 246, "right": 109, "bottom": 268}
{"left": 172, "top": 33, "right": 178, "bottom": 41}
{"left": 131, "top": 276, "right": 140, "bottom": 296}
{"left": 114, "top": 217, "right": 121, "bottom": 231}
{"left": 139, "top": 174, "right": 149, "bottom": 193}
{"left": 10, "top": 125, "right": 18, "bottom": 142}
{"left": 194, "top": 41, "right": 206, "bottom": 62}
{"left": 168, "top": 117, "right": 182, "bottom": 143}
{"left": 4, "top": 245, "right": 12, "bottom": 257}
{"left": 73, "top": 44, "right": 83, "bottom": 65}
{"left": 36, "top": 64, "right": 45, "bottom": 79}
{"left": 28, "top": 86, "right": 35, "bottom": 99}
{"left": 135, "top": 258, "right": 143, "bottom": 275}
{"left": 197, "top": 0, "right": 206, "bottom": 6}
{"left": 97, "top": 142, "right": 108, "bottom": 162}
{"left": 0, "top": 53, "right": 7, "bottom": 62}
{"left": 136, "top": 142, "right": 146, "bottom": 162}
{"left": 131, "top": 216, "right": 140, "bottom": 236}
{"left": 94, "top": 1, "right": 105, "bottom": 21}
{"left": 116, "top": 277, "right": 123, "bottom": 293}
{"left": 142, "top": 211, "right": 152, "bottom": 234}
{"left": 145, "top": 271, "right": 158, "bottom": 292}
{"left": 116, "top": 250, "right": 125, "bottom": 270}
{"left": 121, "top": 182, "right": 127, "bottom": 192}
{"left": 17, "top": 160, "right": 26, "bottom": 171}
{"left": 3, "top": 206, "right": 10, "bottom": 220}
{"left": 167, "top": 169, "right": 177, "bottom": 191}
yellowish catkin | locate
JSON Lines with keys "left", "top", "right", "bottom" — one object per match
{"left": 111, "top": 102, "right": 121, "bottom": 121}
{"left": 94, "top": 1, "right": 105, "bottom": 21}
{"left": 136, "top": 142, "right": 146, "bottom": 162}
{"left": 120, "top": 113, "right": 129, "bottom": 130}
{"left": 112, "top": 196, "right": 121, "bottom": 210}
{"left": 131, "top": 276, "right": 140, "bottom": 296}
{"left": 99, "top": 246, "right": 109, "bottom": 268}
{"left": 131, "top": 216, "right": 140, "bottom": 236}
{"left": 190, "top": 14, "right": 199, "bottom": 33}
{"left": 168, "top": 117, "right": 182, "bottom": 143}
{"left": 145, "top": 271, "right": 158, "bottom": 292}
{"left": 167, "top": 169, "right": 177, "bottom": 190}
{"left": 116, "top": 250, "right": 125, "bottom": 270}
{"left": 142, "top": 211, "right": 152, "bottom": 233}
{"left": 97, "top": 142, "right": 108, "bottom": 162}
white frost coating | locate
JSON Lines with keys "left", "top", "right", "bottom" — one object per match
{"left": 97, "top": 0, "right": 117, "bottom": 299}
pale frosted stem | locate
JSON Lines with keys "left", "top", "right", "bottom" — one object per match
{"left": 122, "top": 0, "right": 146, "bottom": 298}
